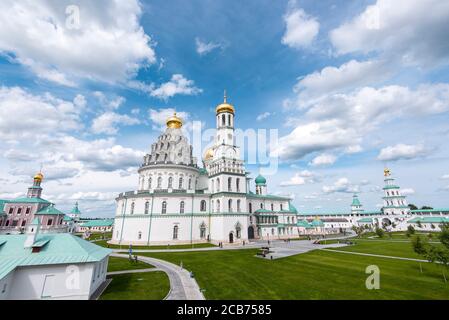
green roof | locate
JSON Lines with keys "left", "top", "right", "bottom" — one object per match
{"left": 70, "top": 202, "right": 81, "bottom": 215}
{"left": 199, "top": 168, "right": 208, "bottom": 175}
{"left": 254, "top": 209, "right": 272, "bottom": 214}
{"left": 255, "top": 174, "right": 266, "bottom": 185}
{"left": 351, "top": 195, "right": 361, "bottom": 206}
{"left": 81, "top": 219, "right": 114, "bottom": 228}
{"left": 0, "top": 233, "right": 112, "bottom": 279}
{"left": 289, "top": 203, "right": 298, "bottom": 214}
{"left": 408, "top": 217, "right": 449, "bottom": 224}
{"left": 297, "top": 220, "right": 311, "bottom": 228}
{"left": 383, "top": 185, "right": 400, "bottom": 190}
{"left": 63, "top": 215, "right": 73, "bottom": 222}
{"left": 8, "top": 197, "right": 51, "bottom": 204}
{"left": 247, "top": 193, "right": 291, "bottom": 200}
{"left": 411, "top": 208, "right": 449, "bottom": 213}
{"left": 0, "top": 200, "right": 8, "bottom": 214}
{"left": 311, "top": 219, "right": 324, "bottom": 226}
{"left": 358, "top": 218, "right": 373, "bottom": 223}
{"left": 36, "top": 205, "right": 64, "bottom": 215}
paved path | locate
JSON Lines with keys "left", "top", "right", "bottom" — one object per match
{"left": 320, "top": 248, "right": 431, "bottom": 263}
{"left": 111, "top": 253, "right": 205, "bottom": 300}
{"left": 107, "top": 268, "right": 161, "bottom": 276}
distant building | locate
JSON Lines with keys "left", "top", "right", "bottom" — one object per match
{"left": 79, "top": 219, "right": 114, "bottom": 233}
{"left": 0, "top": 218, "right": 111, "bottom": 300}
{"left": 0, "top": 173, "right": 67, "bottom": 234}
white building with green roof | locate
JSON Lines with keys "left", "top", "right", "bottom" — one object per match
{"left": 111, "top": 95, "right": 298, "bottom": 246}
{"left": 0, "top": 218, "right": 111, "bottom": 300}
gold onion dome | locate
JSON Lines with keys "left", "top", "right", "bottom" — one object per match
{"left": 34, "top": 172, "right": 44, "bottom": 181}
{"left": 166, "top": 112, "right": 183, "bottom": 129}
{"left": 204, "top": 148, "right": 214, "bottom": 160}
{"left": 384, "top": 168, "right": 391, "bottom": 177}
{"left": 216, "top": 90, "right": 235, "bottom": 114}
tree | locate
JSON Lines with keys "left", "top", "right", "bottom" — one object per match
{"left": 408, "top": 204, "right": 418, "bottom": 210}
{"left": 351, "top": 225, "right": 363, "bottom": 238}
{"left": 421, "top": 206, "right": 433, "bottom": 210}
{"left": 417, "top": 220, "right": 423, "bottom": 229}
{"left": 375, "top": 227, "right": 384, "bottom": 238}
{"left": 412, "top": 235, "right": 428, "bottom": 273}
{"left": 406, "top": 225, "right": 416, "bottom": 238}
{"left": 438, "top": 223, "right": 449, "bottom": 250}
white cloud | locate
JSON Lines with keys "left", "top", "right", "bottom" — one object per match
{"left": 256, "top": 112, "right": 271, "bottom": 121}
{"left": 441, "top": 174, "right": 449, "bottom": 180}
{"left": 93, "top": 92, "right": 126, "bottom": 110}
{"left": 0, "top": 86, "right": 81, "bottom": 140}
{"left": 401, "top": 188, "right": 415, "bottom": 195}
{"left": 309, "top": 154, "right": 337, "bottom": 167}
{"left": 330, "top": 0, "right": 449, "bottom": 67}
{"left": 345, "top": 145, "right": 363, "bottom": 154}
{"left": 149, "top": 74, "right": 202, "bottom": 101}
{"left": 195, "top": 38, "right": 223, "bottom": 56}
{"left": 294, "top": 59, "right": 389, "bottom": 104}
{"left": 322, "top": 177, "right": 359, "bottom": 194}
{"left": 276, "top": 83, "right": 449, "bottom": 161}
{"left": 280, "top": 170, "right": 315, "bottom": 187}
{"left": 0, "top": 0, "right": 156, "bottom": 85}
{"left": 92, "top": 112, "right": 140, "bottom": 135}
{"left": 377, "top": 144, "right": 428, "bottom": 161}
{"left": 281, "top": 0, "right": 319, "bottom": 49}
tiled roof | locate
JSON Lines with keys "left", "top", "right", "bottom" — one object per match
{"left": 80, "top": 219, "right": 114, "bottom": 228}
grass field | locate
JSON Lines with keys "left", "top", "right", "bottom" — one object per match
{"left": 107, "top": 256, "right": 154, "bottom": 272}
{"left": 95, "top": 240, "right": 216, "bottom": 250}
{"left": 140, "top": 240, "right": 449, "bottom": 300}
{"left": 100, "top": 272, "right": 170, "bottom": 300}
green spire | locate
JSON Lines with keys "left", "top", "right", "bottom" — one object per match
{"left": 70, "top": 202, "right": 81, "bottom": 215}
{"left": 255, "top": 174, "right": 266, "bottom": 185}
{"left": 352, "top": 194, "right": 361, "bottom": 206}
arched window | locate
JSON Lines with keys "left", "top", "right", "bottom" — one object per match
{"left": 200, "top": 200, "right": 207, "bottom": 212}
{"left": 188, "top": 178, "right": 192, "bottom": 190}
{"left": 180, "top": 201, "right": 185, "bottom": 214}
{"left": 162, "top": 201, "right": 167, "bottom": 214}
{"left": 222, "top": 114, "right": 226, "bottom": 126}
{"left": 157, "top": 176, "right": 162, "bottom": 188}
{"left": 260, "top": 203, "right": 264, "bottom": 209}
{"left": 249, "top": 203, "right": 252, "bottom": 213}
{"left": 216, "top": 200, "right": 221, "bottom": 212}
{"left": 130, "top": 202, "right": 135, "bottom": 214}
{"left": 228, "top": 114, "right": 231, "bottom": 127}
{"left": 138, "top": 231, "right": 142, "bottom": 240}
{"left": 236, "top": 178, "right": 240, "bottom": 192}
{"left": 144, "top": 201, "right": 150, "bottom": 214}
{"left": 280, "top": 204, "right": 283, "bottom": 211}
{"left": 148, "top": 177, "right": 152, "bottom": 189}
{"left": 47, "top": 219, "right": 53, "bottom": 226}
{"left": 179, "top": 177, "right": 183, "bottom": 189}
{"left": 228, "top": 177, "right": 232, "bottom": 191}
{"left": 228, "top": 199, "right": 233, "bottom": 212}
{"left": 236, "top": 223, "right": 241, "bottom": 239}
{"left": 271, "top": 203, "right": 274, "bottom": 211}
{"left": 21, "top": 220, "right": 26, "bottom": 227}
{"left": 168, "top": 177, "right": 173, "bottom": 188}
{"left": 173, "top": 225, "right": 178, "bottom": 240}
{"left": 237, "top": 200, "right": 241, "bottom": 212}
{"left": 216, "top": 178, "right": 220, "bottom": 192}
{"left": 5, "top": 220, "right": 10, "bottom": 227}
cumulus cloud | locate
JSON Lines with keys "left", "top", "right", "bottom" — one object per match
{"left": 92, "top": 112, "right": 140, "bottom": 135}
{"left": 345, "top": 145, "right": 363, "bottom": 154}
{"left": 281, "top": 0, "right": 319, "bottom": 49}
{"left": 441, "top": 174, "right": 449, "bottom": 180}
{"left": 93, "top": 92, "right": 126, "bottom": 110}
{"left": 280, "top": 170, "right": 316, "bottom": 187}
{"left": 149, "top": 74, "right": 202, "bottom": 100}
{"left": 0, "top": 0, "right": 156, "bottom": 85}
{"left": 0, "top": 86, "right": 81, "bottom": 140}
{"left": 322, "top": 178, "right": 359, "bottom": 194}
{"left": 275, "top": 83, "right": 449, "bottom": 161}
{"left": 377, "top": 144, "right": 428, "bottom": 161}
{"left": 195, "top": 38, "right": 224, "bottom": 56}
{"left": 329, "top": 0, "right": 449, "bottom": 67}
{"left": 309, "top": 154, "right": 337, "bottom": 167}
{"left": 148, "top": 108, "right": 190, "bottom": 130}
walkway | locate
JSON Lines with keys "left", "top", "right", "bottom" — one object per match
{"left": 111, "top": 253, "right": 205, "bottom": 300}
{"left": 320, "top": 248, "right": 430, "bottom": 263}
{"left": 107, "top": 268, "right": 161, "bottom": 276}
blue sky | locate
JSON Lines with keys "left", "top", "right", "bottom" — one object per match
{"left": 0, "top": 0, "right": 449, "bottom": 217}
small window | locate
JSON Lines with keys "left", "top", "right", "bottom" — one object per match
{"left": 130, "top": 202, "right": 135, "bottom": 214}
{"left": 144, "top": 201, "right": 150, "bottom": 214}
{"left": 179, "top": 177, "right": 183, "bottom": 189}
{"left": 26, "top": 207, "right": 31, "bottom": 214}
{"left": 180, "top": 201, "right": 185, "bottom": 214}
{"left": 200, "top": 200, "right": 206, "bottom": 212}
{"left": 8, "top": 208, "right": 13, "bottom": 214}
{"left": 168, "top": 177, "right": 173, "bottom": 188}
{"left": 17, "top": 207, "right": 22, "bottom": 214}
{"left": 47, "top": 219, "right": 53, "bottom": 226}
{"left": 173, "top": 225, "right": 178, "bottom": 240}
{"left": 162, "top": 201, "right": 167, "bottom": 214}
{"left": 188, "top": 178, "right": 192, "bottom": 190}
{"left": 138, "top": 231, "right": 142, "bottom": 240}
{"left": 157, "top": 177, "right": 162, "bottom": 188}
{"left": 148, "top": 177, "right": 152, "bottom": 189}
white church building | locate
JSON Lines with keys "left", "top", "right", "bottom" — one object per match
{"left": 111, "top": 94, "right": 298, "bottom": 246}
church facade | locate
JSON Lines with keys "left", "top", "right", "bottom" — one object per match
{"left": 111, "top": 95, "right": 298, "bottom": 245}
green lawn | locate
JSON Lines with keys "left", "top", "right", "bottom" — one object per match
{"left": 141, "top": 247, "right": 449, "bottom": 300}
{"left": 100, "top": 272, "right": 170, "bottom": 300}
{"left": 107, "top": 256, "right": 154, "bottom": 272}
{"left": 95, "top": 240, "right": 216, "bottom": 250}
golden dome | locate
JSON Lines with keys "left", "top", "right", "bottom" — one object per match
{"left": 384, "top": 168, "right": 391, "bottom": 177}
{"left": 216, "top": 90, "right": 235, "bottom": 114}
{"left": 204, "top": 148, "right": 214, "bottom": 161}
{"left": 34, "top": 172, "right": 44, "bottom": 181}
{"left": 166, "top": 112, "right": 183, "bottom": 129}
